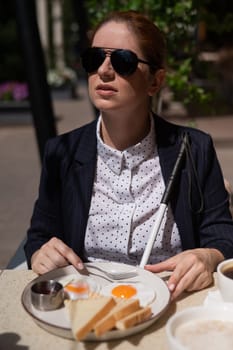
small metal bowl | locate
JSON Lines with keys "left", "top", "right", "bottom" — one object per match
{"left": 31, "top": 280, "right": 64, "bottom": 311}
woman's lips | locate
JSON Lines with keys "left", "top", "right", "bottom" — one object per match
{"left": 96, "top": 84, "right": 118, "bottom": 96}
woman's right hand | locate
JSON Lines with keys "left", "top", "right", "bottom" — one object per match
{"left": 31, "top": 237, "right": 84, "bottom": 275}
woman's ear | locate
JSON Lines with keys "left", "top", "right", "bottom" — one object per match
{"left": 148, "top": 69, "right": 166, "bottom": 96}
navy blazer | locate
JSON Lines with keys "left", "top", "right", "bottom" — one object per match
{"left": 24, "top": 115, "right": 233, "bottom": 267}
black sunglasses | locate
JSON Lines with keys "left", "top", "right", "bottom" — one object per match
{"left": 81, "top": 47, "right": 155, "bottom": 76}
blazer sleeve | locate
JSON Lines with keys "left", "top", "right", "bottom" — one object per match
{"left": 24, "top": 120, "right": 97, "bottom": 268}
{"left": 24, "top": 138, "right": 64, "bottom": 266}
{"left": 193, "top": 132, "right": 233, "bottom": 258}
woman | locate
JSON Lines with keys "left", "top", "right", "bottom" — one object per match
{"left": 24, "top": 10, "right": 233, "bottom": 300}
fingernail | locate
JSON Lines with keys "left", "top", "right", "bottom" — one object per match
{"left": 168, "top": 283, "right": 175, "bottom": 292}
{"left": 77, "top": 262, "right": 84, "bottom": 270}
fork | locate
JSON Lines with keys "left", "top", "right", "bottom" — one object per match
{"left": 89, "top": 271, "right": 139, "bottom": 283}
{"left": 86, "top": 264, "right": 138, "bottom": 280}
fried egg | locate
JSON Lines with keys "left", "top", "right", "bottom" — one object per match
{"left": 64, "top": 280, "right": 90, "bottom": 300}
{"left": 111, "top": 284, "right": 137, "bottom": 299}
{"left": 101, "top": 283, "right": 156, "bottom": 307}
{"left": 59, "top": 274, "right": 99, "bottom": 300}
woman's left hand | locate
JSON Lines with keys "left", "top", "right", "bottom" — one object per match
{"left": 145, "top": 248, "right": 224, "bottom": 300}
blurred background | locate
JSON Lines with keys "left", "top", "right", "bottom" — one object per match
{"left": 0, "top": 0, "right": 232, "bottom": 269}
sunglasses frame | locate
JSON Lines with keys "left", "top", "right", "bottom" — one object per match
{"left": 81, "top": 47, "right": 156, "bottom": 76}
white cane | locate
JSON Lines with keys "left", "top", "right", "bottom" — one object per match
{"left": 139, "top": 133, "right": 188, "bottom": 268}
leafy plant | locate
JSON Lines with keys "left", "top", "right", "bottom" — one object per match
{"left": 0, "top": 81, "right": 29, "bottom": 101}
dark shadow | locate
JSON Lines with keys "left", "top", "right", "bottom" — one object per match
{"left": 0, "top": 333, "right": 28, "bottom": 350}
{"left": 6, "top": 237, "right": 27, "bottom": 268}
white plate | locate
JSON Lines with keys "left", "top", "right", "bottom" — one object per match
{"left": 21, "top": 262, "right": 170, "bottom": 341}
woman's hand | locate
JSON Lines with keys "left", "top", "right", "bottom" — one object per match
{"left": 31, "top": 237, "right": 84, "bottom": 275}
{"left": 145, "top": 248, "right": 224, "bottom": 300}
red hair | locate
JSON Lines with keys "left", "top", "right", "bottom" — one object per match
{"left": 90, "top": 10, "right": 166, "bottom": 72}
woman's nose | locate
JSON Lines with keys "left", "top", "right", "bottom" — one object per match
{"left": 97, "top": 56, "right": 115, "bottom": 78}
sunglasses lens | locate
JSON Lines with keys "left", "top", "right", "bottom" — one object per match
{"left": 81, "top": 48, "right": 139, "bottom": 76}
{"left": 111, "top": 50, "right": 138, "bottom": 76}
{"left": 81, "top": 48, "right": 105, "bottom": 73}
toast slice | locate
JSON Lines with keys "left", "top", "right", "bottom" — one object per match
{"left": 94, "top": 298, "right": 140, "bottom": 336}
{"left": 65, "top": 296, "right": 116, "bottom": 340}
{"left": 115, "top": 306, "right": 152, "bottom": 330}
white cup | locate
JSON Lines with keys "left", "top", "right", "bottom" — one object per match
{"left": 217, "top": 258, "right": 233, "bottom": 302}
{"left": 166, "top": 305, "right": 233, "bottom": 350}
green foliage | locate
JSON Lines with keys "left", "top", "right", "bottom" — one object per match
{"left": 166, "top": 61, "right": 211, "bottom": 106}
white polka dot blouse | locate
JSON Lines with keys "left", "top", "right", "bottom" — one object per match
{"left": 84, "top": 116, "right": 182, "bottom": 265}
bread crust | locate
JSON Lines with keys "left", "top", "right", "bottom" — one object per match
{"left": 65, "top": 296, "right": 152, "bottom": 339}
{"left": 94, "top": 298, "right": 141, "bottom": 336}
{"left": 116, "top": 306, "right": 152, "bottom": 330}
{"left": 65, "top": 296, "right": 116, "bottom": 340}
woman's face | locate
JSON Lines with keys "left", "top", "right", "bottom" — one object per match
{"left": 88, "top": 21, "right": 157, "bottom": 115}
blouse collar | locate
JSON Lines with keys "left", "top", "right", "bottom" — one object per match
{"left": 96, "top": 115, "right": 157, "bottom": 175}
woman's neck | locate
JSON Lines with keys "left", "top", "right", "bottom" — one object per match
{"left": 100, "top": 110, "right": 151, "bottom": 150}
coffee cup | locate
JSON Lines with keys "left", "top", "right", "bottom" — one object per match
{"left": 217, "top": 258, "right": 233, "bottom": 302}
{"left": 166, "top": 305, "right": 233, "bottom": 350}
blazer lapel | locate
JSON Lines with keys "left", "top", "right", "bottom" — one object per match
{"left": 154, "top": 114, "right": 182, "bottom": 185}
{"left": 154, "top": 114, "right": 197, "bottom": 249}
{"left": 70, "top": 120, "right": 98, "bottom": 259}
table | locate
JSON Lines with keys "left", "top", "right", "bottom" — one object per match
{"left": 0, "top": 269, "right": 217, "bottom": 350}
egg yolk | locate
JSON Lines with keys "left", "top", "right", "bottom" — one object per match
{"left": 111, "top": 285, "right": 137, "bottom": 299}
{"left": 65, "top": 282, "right": 89, "bottom": 294}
